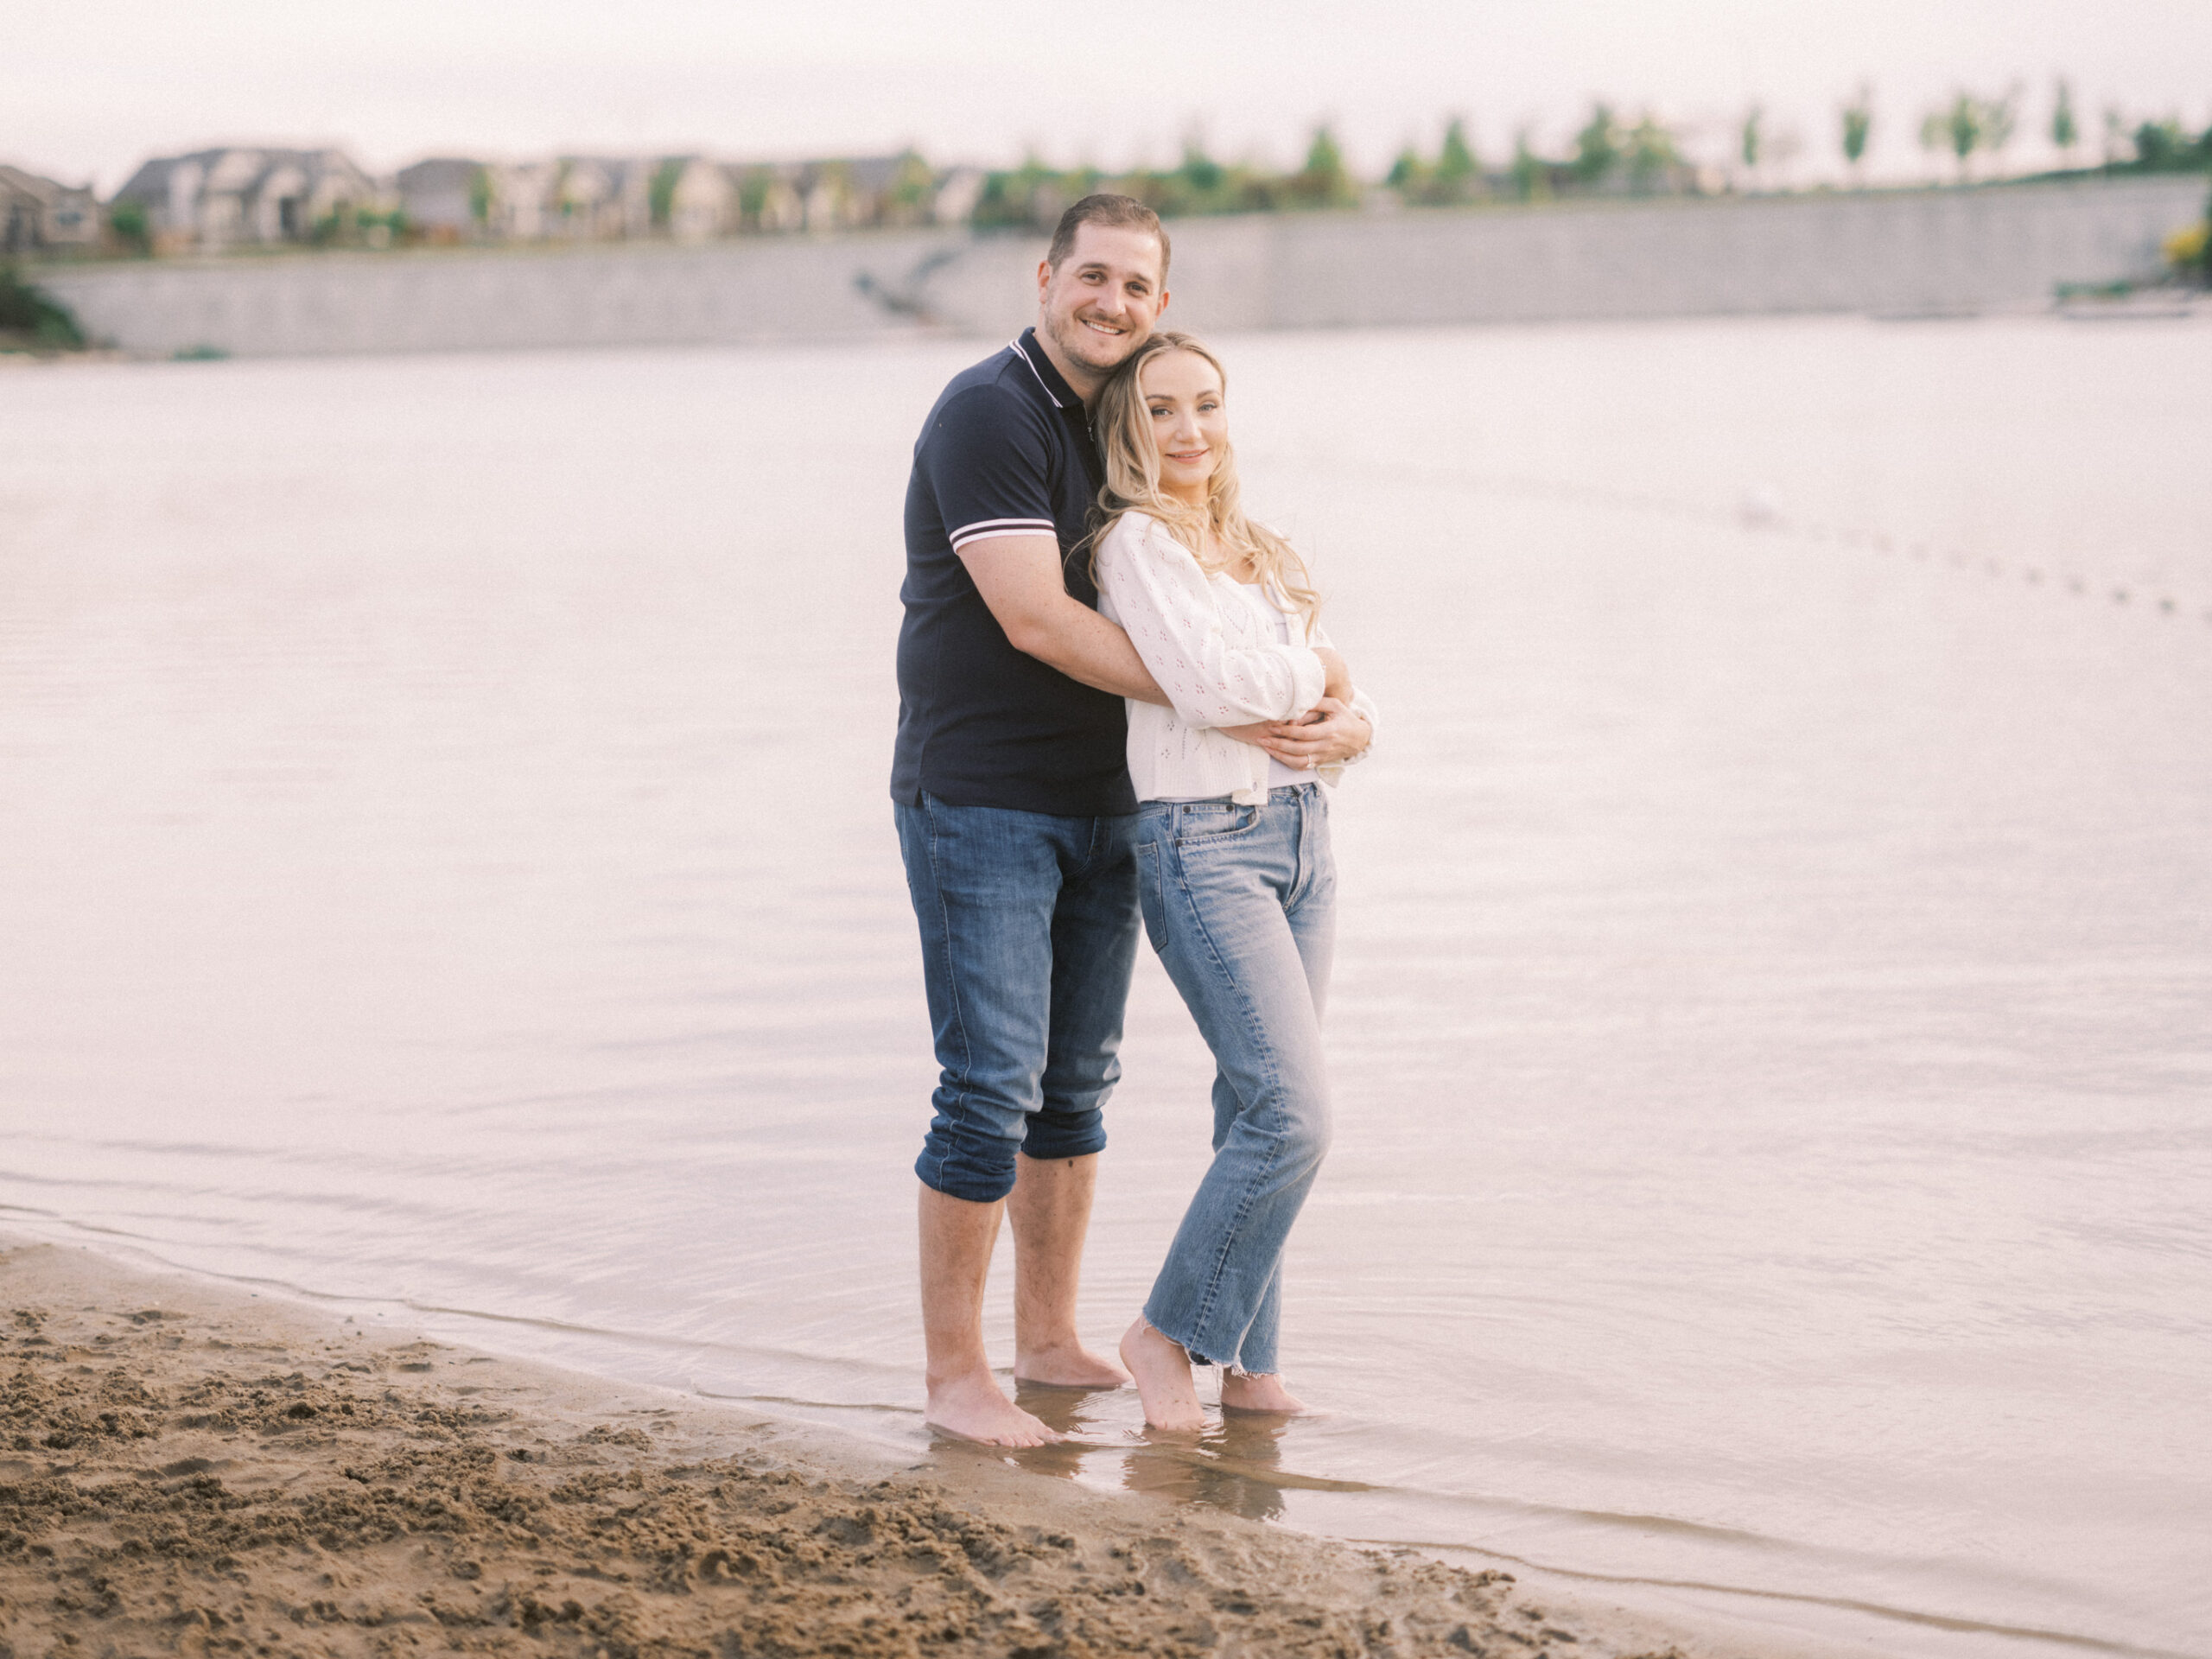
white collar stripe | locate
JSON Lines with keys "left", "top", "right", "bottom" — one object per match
{"left": 1009, "top": 336, "right": 1063, "bottom": 407}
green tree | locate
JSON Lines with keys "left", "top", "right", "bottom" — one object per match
{"left": 1573, "top": 103, "right": 1620, "bottom": 185}
{"left": 1179, "top": 141, "right": 1224, "bottom": 197}
{"left": 468, "top": 167, "right": 493, "bottom": 227}
{"left": 1738, "top": 104, "right": 1766, "bottom": 188}
{"left": 1434, "top": 118, "right": 1479, "bottom": 200}
{"left": 1624, "top": 112, "right": 1679, "bottom": 194}
{"left": 2050, "top": 80, "right": 2078, "bottom": 162}
{"left": 1946, "top": 94, "right": 1986, "bottom": 175}
{"left": 887, "top": 150, "right": 936, "bottom": 219}
{"left": 1385, "top": 145, "right": 1429, "bottom": 200}
{"left": 1923, "top": 92, "right": 1989, "bottom": 180}
{"left": 649, "top": 160, "right": 682, "bottom": 228}
{"left": 736, "top": 167, "right": 776, "bottom": 225}
{"left": 1289, "top": 125, "right": 1356, "bottom": 207}
{"left": 1946, "top": 97, "right": 1980, "bottom": 170}
{"left": 2132, "top": 118, "right": 2191, "bottom": 171}
{"left": 971, "top": 153, "right": 1058, "bottom": 228}
{"left": 1841, "top": 86, "right": 1873, "bottom": 175}
{"left": 1510, "top": 130, "right": 1551, "bottom": 200}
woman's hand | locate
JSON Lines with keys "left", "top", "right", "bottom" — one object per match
{"left": 1254, "top": 696, "right": 1371, "bottom": 769}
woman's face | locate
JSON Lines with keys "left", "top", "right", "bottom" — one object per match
{"left": 1138, "top": 349, "right": 1227, "bottom": 504}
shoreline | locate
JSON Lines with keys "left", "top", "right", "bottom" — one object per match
{"left": 0, "top": 1233, "right": 1845, "bottom": 1658}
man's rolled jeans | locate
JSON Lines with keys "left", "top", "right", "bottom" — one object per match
{"left": 1132, "top": 784, "right": 1335, "bottom": 1377}
{"left": 895, "top": 794, "right": 1140, "bottom": 1204}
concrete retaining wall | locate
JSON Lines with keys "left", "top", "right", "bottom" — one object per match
{"left": 1253, "top": 177, "right": 2204, "bottom": 327}
{"left": 35, "top": 175, "right": 2208, "bottom": 359}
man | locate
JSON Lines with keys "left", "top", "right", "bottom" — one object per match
{"left": 892, "top": 195, "right": 1172, "bottom": 1446}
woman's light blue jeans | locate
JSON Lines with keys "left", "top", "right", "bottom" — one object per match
{"left": 1134, "top": 783, "right": 1335, "bottom": 1376}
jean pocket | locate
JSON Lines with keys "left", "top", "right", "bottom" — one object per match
{"left": 1173, "top": 802, "right": 1257, "bottom": 845}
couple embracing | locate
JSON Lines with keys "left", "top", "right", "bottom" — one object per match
{"left": 892, "top": 194, "right": 1378, "bottom": 1445}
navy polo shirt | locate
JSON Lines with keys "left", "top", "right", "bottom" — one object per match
{"left": 892, "top": 328, "right": 1136, "bottom": 817}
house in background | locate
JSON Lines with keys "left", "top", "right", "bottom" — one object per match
{"left": 729, "top": 163, "right": 807, "bottom": 233}
{"left": 111, "top": 148, "right": 379, "bottom": 251}
{"left": 0, "top": 163, "right": 102, "bottom": 254}
{"left": 396, "top": 158, "right": 486, "bottom": 242}
{"left": 551, "top": 157, "right": 657, "bottom": 240}
{"left": 779, "top": 153, "right": 939, "bottom": 232}
{"left": 89, "top": 143, "right": 1006, "bottom": 257}
{"left": 477, "top": 161, "right": 561, "bottom": 241}
{"left": 931, "top": 167, "right": 987, "bottom": 226}
{"left": 658, "top": 157, "right": 735, "bottom": 243}
{"left": 399, "top": 155, "right": 740, "bottom": 245}
{"left": 467, "top": 159, "right": 652, "bottom": 243}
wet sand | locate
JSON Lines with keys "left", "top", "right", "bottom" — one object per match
{"left": 0, "top": 1236, "right": 1768, "bottom": 1659}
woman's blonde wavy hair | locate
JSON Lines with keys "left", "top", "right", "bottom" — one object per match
{"left": 1091, "top": 331, "right": 1322, "bottom": 631}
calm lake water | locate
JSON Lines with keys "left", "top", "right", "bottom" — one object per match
{"left": 3, "top": 317, "right": 2209, "bottom": 1658}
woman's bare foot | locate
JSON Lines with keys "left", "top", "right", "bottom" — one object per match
{"left": 1118, "top": 1317, "right": 1206, "bottom": 1433}
{"left": 1014, "top": 1337, "right": 1130, "bottom": 1390}
{"left": 925, "top": 1364, "right": 1058, "bottom": 1446}
{"left": 1219, "top": 1370, "right": 1317, "bottom": 1415}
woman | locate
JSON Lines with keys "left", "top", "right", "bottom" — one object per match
{"left": 1091, "top": 331, "right": 1378, "bottom": 1432}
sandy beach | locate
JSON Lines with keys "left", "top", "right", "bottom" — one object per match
{"left": 0, "top": 1236, "right": 1762, "bottom": 1659}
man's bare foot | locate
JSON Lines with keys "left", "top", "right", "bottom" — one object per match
{"left": 1014, "top": 1338, "right": 1130, "bottom": 1389}
{"left": 1219, "top": 1370, "right": 1317, "bottom": 1415}
{"left": 1119, "top": 1317, "right": 1206, "bottom": 1433}
{"left": 925, "top": 1365, "right": 1058, "bottom": 1446}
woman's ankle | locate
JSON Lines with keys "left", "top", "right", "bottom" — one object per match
{"left": 1120, "top": 1319, "right": 1206, "bottom": 1431}
{"left": 1219, "top": 1369, "right": 1309, "bottom": 1414}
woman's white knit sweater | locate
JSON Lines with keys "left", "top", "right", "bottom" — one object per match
{"left": 1094, "top": 511, "right": 1380, "bottom": 805}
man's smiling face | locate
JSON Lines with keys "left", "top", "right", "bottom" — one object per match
{"left": 1036, "top": 223, "right": 1168, "bottom": 388}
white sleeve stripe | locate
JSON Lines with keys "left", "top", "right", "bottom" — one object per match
{"left": 950, "top": 519, "right": 1055, "bottom": 549}
{"left": 952, "top": 528, "right": 1056, "bottom": 550}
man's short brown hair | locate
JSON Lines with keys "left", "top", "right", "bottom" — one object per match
{"left": 1046, "top": 194, "right": 1171, "bottom": 283}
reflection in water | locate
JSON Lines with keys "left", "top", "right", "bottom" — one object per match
{"left": 1116, "top": 1414, "right": 1294, "bottom": 1525}
{"left": 1006, "top": 1379, "right": 1297, "bottom": 1523}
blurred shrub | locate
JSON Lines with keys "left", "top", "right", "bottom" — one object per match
{"left": 0, "top": 264, "right": 86, "bottom": 350}
{"left": 2128, "top": 119, "right": 2200, "bottom": 172}
{"left": 2164, "top": 219, "right": 2209, "bottom": 283}
{"left": 108, "top": 199, "right": 150, "bottom": 255}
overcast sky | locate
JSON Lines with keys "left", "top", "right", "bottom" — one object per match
{"left": 10, "top": 0, "right": 2211, "bottom": 192}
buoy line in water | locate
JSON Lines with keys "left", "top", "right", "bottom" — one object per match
{"left": 1281, "top": 458, "right": 2211, "bottom": 632}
